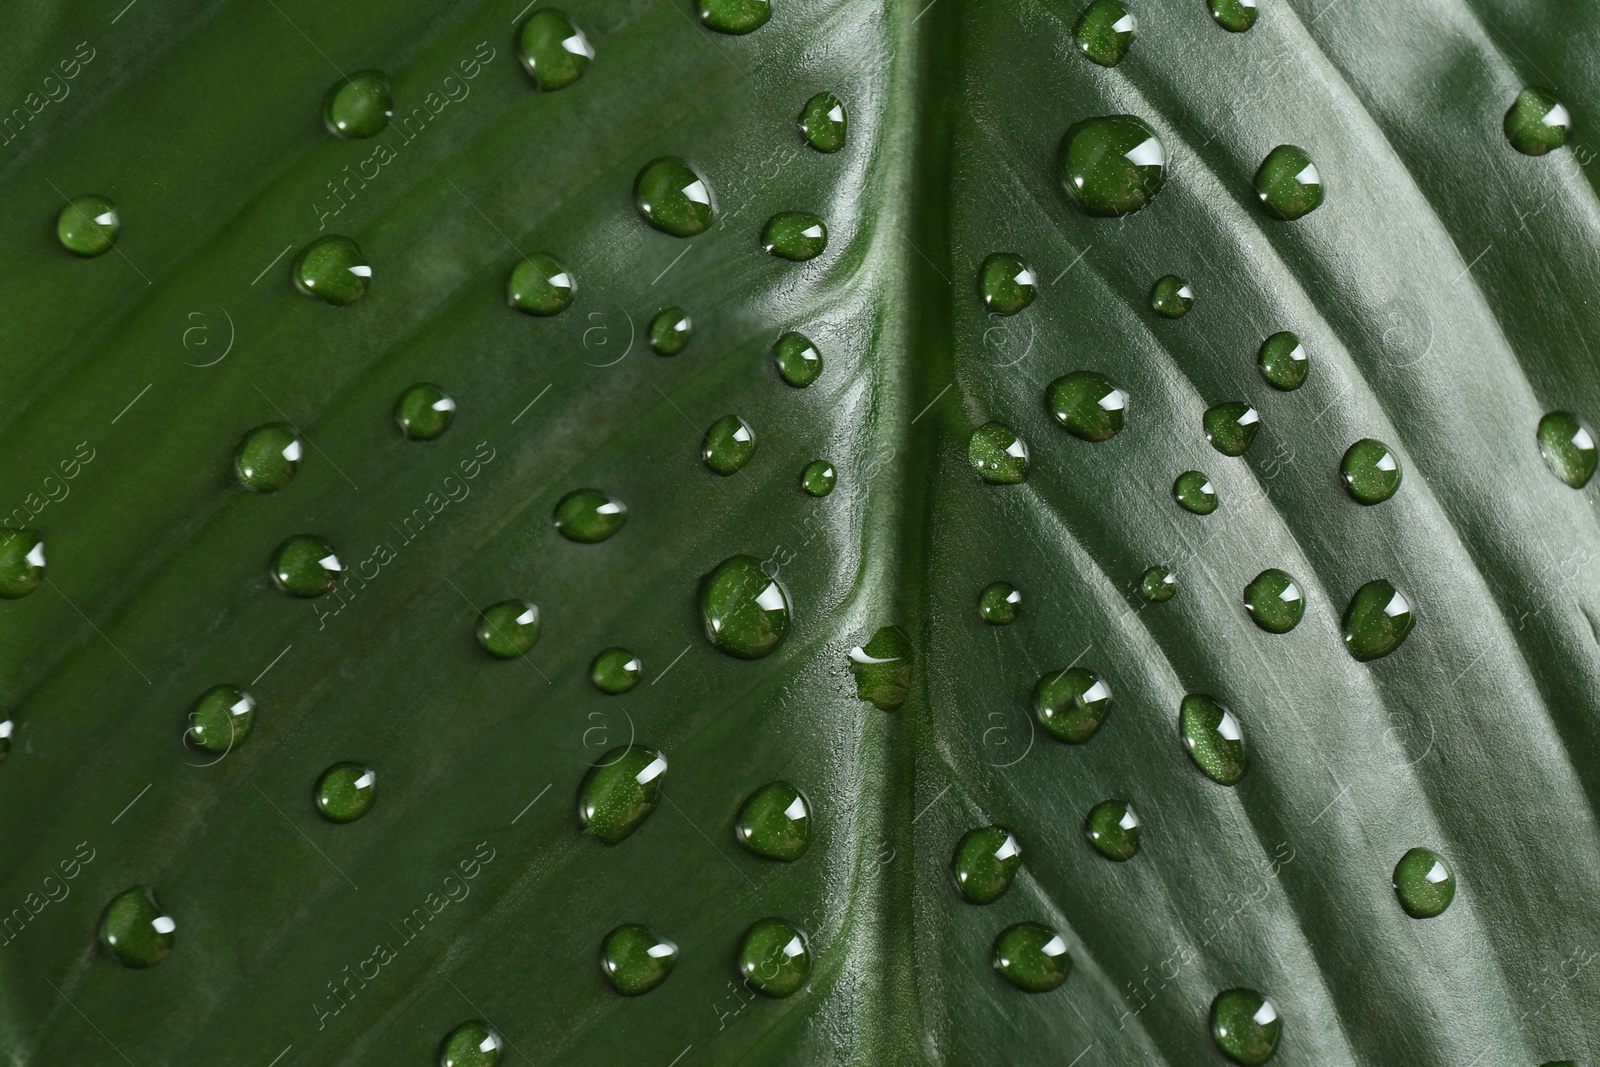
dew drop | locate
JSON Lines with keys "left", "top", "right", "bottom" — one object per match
{"left": 761, "top": 211, "right": 828, "bottom": 261}
{"left": 1173, "top": 470, "right": 1218, "bottom": 514}
{"left": 438, "top": 1020, "right": 503, "bottom": 1067}
{"left": 1057, "top": 115, "right": 1166, "bottom": 217}
{"left": 1342, "top": 579, "right": 1414, "bottom": 662}
{"left": 293, "top": 235, "right": 370, "bottom": 306}
{"left": 394, "top": 382, "right": 455, "bottom": 441}
{"left": 1204, "top": 401, "right": 1260, "bottom": 456}
{"left": 1150, "top": 274, "right": 1194, "bottom": 319}
{"left": 579, "top": 745, "right": 667, "bottom": 844}
{"left": 270, "top": 534, "right": 341, "bottom": 598}
{"left": 993, "top": 922, "right": 1071, "bottom": 992}
{"left": 848, "top": 626, "right": 913, "bottom": 710}
{"left": 185, "top": 684, "right": 256, "bottom": 755}
{"left": 590, "top": 647, "right": 643, "bottom": 694}
{"left": 698, "top": 0, "right": 772, "bottom": 34}
{"left": 978, "top": 581, "right": 1022, "bottom": 624}
{"left": 1254, "top": 145, "right": 1323, "bottom": 220}
{"left": 1180, "top": 694, "right": 1247, "bottom": 785}
{"left": 1033, "top": 666, "right": 1111, "bottom": 743}
{"left": 1074, "top": 0, "right": 1136, "bottom": 66}
{"left": 800, "top": 460, "right": 837, "bottom": 497}
{"left": 98, "top": 886, "right": 174, "bottom": 968}
{"left": 517, "top": 9, "right": 593, "bottom": 90}
{"left": 968, "top": 422, "right": 1029, "bottom": 484}
{"left": 1393, "top": 846, "right": 1455, "bottom": 919}
{"left": 553, "top": 488, "right": 628, "bottom": 543}
{"left": 634, "top": 157, "right": 714, "bottom": 238}
{"left": 1211, "top": 988, "right": 1281, "bottom": 1065}
{"left": 314, "top": 761, "right": 376, "bottom": 823}
{"left": 234, "top": 423, "right": 303, "bottom": 492}
{"left": 1047, "top": 370, "right": 1127, "bottom": 442}
{"left": 322, "top": 70, "right": 392, "bottom": 139}
{"left": 0, "top": 529, "right": 45, "bottom": 600}
{"left": 57, "top": 194, "right": 119, "bottom": 257}
{"left": 1243, "top": 568, "right": 1304, "bottom": 634}
{"left": 700, "top": 555, "right": 790, "bottom": 659}
{"left": 703, "top": 414, "right": 756, "bottom": 475}
{"left": 506, "top": 253, "right": 575, "bottom": 316}
{"left": 951, "top": 825, "right": 1022, "bottom": 904}
{"left": 978, "top": 252, "right": 1038, "bottom": 316}
{"left": 1341, "top": 438, "right": 1402, "bottom": 504}
{"left": 0, "top": 718, "right": 12, "bottom": 763}
{"left": 735, "top": 780, "right": 811, "bottom": 861}
{"left": 1258, "top": 331, "right": 1307, "bottom": 390}
{"left": 1505, "top": 87, "right": 1572, "bottom": 156}
{"left": 737, "top": 917, "right": 811, "bottom": 997}
{"left": 1537, "top": 411, "right": 1597, "bottom": 488}
{"left": 476, "top": 599, "right": 541, "bottom": 658}
{"left": 1139, "top": 565, "right": 1176, "bottom": 603}
{"left": 773, "top": 331, "right": 823, "bottom": 387}
{"left": 600, "top": 924, "right": 678, "bottom": 995}
{"left": 649, "top": 307, "right": 692, "bottom": 356}
{"left": 798, "top": 91, "right": 847, "bottom": 152}
{"left": 1084, "top": 798, "right": 1141, "bottom": 861}
{"left": 1208, "top": 0, "right": 1259, "bottom": 33}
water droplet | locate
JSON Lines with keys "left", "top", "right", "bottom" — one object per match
{"left": 703, "top": 414, "right": 756, "bottom": 475}
{"left": 0, "top": 529, "right": 45, "bottom": 599}
{"left": 1139, "top": 565, "right": 1176, "bottom": 603}
{"left": 394, "top": 382, "right": 455, "bottom": 441}
{"left": 1211, "top": 988, "right": 1281, "bottom": 1065}
{"left": 506, "top": 253, "right": 575, "bottom": 316}
{"left": 992, "top": 921, "right": 1070, "bottom": 992}
{"left": 1204, "top": 401, "right": 1260, "bottom": 456}
{"left": 234, "top": 423, "right": 303, "bottom": 492}
{"left": 1173, "top": 470, "right": 1218, "bottom": 514}
{"left": 314, "top": 761, "right": 376, "bottom": 823}
{"left": 1033, "top": 666, "right": 1112, "bottom": 743}
{"left": 1254, "top": 145, "right": 1323, "bottom": 220}
{"left": 735, "top": 780, "right": 811, "bottom": 861}
{"left": 772, "top": 331, "right": 823, "bottom": 386}
{"left": 579, "top": 745, "right": 667, "bottom": 844}
{"left": 978, "top": 581, "right": 1022, "bottom": 624}
{"left": 700, "top": 555, "right": 790, "bottom": 659}
{"left": 1084, "top": 798, "right": 1141, "bottom": 861}
{"left": 56, "top": 194, "right": 119, "bottom": 257}
{"left": 737, "top": 917, "right": 811, "bottom": 997}
{"left": 517, "top": 9, "right": 593, "bottom": 90}
{"left": 1258, "top": 331, "right": 1307, "bottom": 390}
{"left": 600, "top": 924, "right": 678, "bottom": 995}
{"left": 968, "top": 422, "right": 1029, "bottom": 484}
{"left": 322, "top": 70, "right": 392, "bottom": 139}
{"left": 476, "top": 599, "right": 542, "bottom": 658}
{"left": 0, "top": 718, "right": 13, "bottom": 763}
{"left": 978, "top": 252, "right": 1038, "bottom": 315}
{"left": 634, "top": 157, "right": 714, "bottom": 238}
{"left": 590, "top": 647, "right": 642, "bottom": 694}
{"left": 951, "top": 825, "right": 1022, "bottom": 904}
{"left": 553, "top": 488, "right": 628, "bottom": 543}
{"left": 292, "top": 235, "right": 370, "bottom": 306}
{"left": 1243, "top": 568, "right": 1304, "bottom": 634}
{"left": 1074, "top": 0, "right": 1137, "bottom": 66}
{"left": 1340, "top": 438, "right": 1402, "bottom": 504}
{"left": 1057, "top": 115, "right": 1166, "bottom": 217}
{"left": 185, "top": 684, "right": 256, "bottom": 754}
{"left": 1150, "top": 274, "right": 1193, "bottom": 319}
{"left": 798, "top": 92, "right": 847, "bottom": 152}
{"left": 800, "top": 460, "right": 837, "bottom": 497}
{"left": 1537, "top": 411, "right": 1597, "bottom": 488}
{"left": 649, "top": 307, "right": 692, "bottom": 356}
{"left": 1208, "top": 0, "right": 1259, "bottom": 32}
{"left": 1047, "top": 370, "right": 1128, "bottom": 442}
{"left": 270, "top": 534, "right": 341, "bottom": 598}
{"left": 1393, "top": 847, "right": 1455, "bottom": 919}
{"left": 1505, "top": 87, "right": 1572, "bottom": 156}
{"left": 849, "top": 626, "right": 913, "bottom": 710}
{"left": 1342, "top": 579, "right": 1414, "bottom": 662}
{"left": 1180, "top": 694, "right": 1247, "bottom": 785}
{"left": 761, "top": 211, "right": 828, "bottom": 261}
{"left": 438, "top": 1020, "right": 503, "bottom": 1066}
{"left": 98, "top": 886, "right": 174, "bottom": 968}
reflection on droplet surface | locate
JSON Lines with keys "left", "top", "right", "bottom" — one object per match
{"left": 738, "top": 917, "right": 811, "bottom": 997}
{"left": 315, "top": 761, "right": 376, "bottom": 823}
{"left": 1047, "top": 370, "right": 1127, "bottom": 441}
{"left": 968, "top": 422, "right": 1029, "bottom": 484}
{"left": 1258, "top": 331, "right": 1307, "bottom": 390}
{"left": 1211, "top": 988, "right": 1281, "bottom": 1065}
{"left": 1033, "top": 667, "right": 1111, "bottom": 743}
{"left": 1393, "top": 847, "right": 1455, "bottom": 919}
{"left": 1150, "top": 274, "right": 1194, "bottom": 319}
{"left": 1204, "top": 401, "right": 1260, "bottom": 456}
{"left": 394, "top": 382, "right": 455, "bottom": 441}
{"left": 800, "top": 460, "right": 837, "bottom": 497}
{"left": 703, "top": 415, "right": 756, "bottom": 475}
{"left": 993, "top": 921, "right": 1070, "bottom": 992}
{"left": 979, "top": 581, "right": 1022, "bottom": 624}
{"left": 1243, "top": 568, "right": 1304, "bottom": 634}
{"left": 1058, "top": 115, "right": 1166, "bottom": 216}
{"left": 1537, "top": 411, "right": 1597, "bottom": 488}
{"left": 1074, "top": 0, "right": 1137, "bottom": 66}
{"left": 735, "top": 781, "right": 811, "bottom": 861}
{"left": 553, "top": 488, "right": 628, "bottom": 543}
{"left": 798, "top": 92, "right": 847, "bottom": 152}
{"left": 951, "top": 825, "right": 1022, "bottom": 904}
{"left": 979, "top": 252, "right": 1038, "bottom": 315}
{"left": 507, "top": 253, "right": 575, "bottom": 316}
{"left": 517, "top": 9, "right": 593, "bottom": 90}
{"left": 849, "top": 626, "right": 913, "bottom": 710}
{"left": 700, "top": 555, "right": 790, "bottom": 659}
{"left": 1505, "top": 87, "right": 1572, "bottom": 156}
{"left": 98, "top": 886, "right": 174, "bottom": 968}
{"left": 1254, "top": 145, "right": 1323, "bottom": 220}
{"left": 601, "top": 924, "right": 678, "bottom": 995}
{"left": 438, "top": 1020, "right": 503, "bottom": 1067}
{"left": 270, "top": 534, "right": 341, "bottom": 598}
{"left": 57, "top": 194, "right": 120, "bottom": 256}
{"left": 1342, "top": 579, "right": 1413, "bottom": 661}
{"left": 476, "top": 599, "right": 541, "bottom": 658}
{"left": 0, "top": 530, "right": 45, "bottom": 599}
{"left": 234, "top": 423, "right": 303, "bottom": 492}
{"left": 1140, "top": 566, "right": 1176, "bottom": 603}
{"left": 761, "top": 211, "right": 828, "bottom": 261}
{"left": 773, "top": 332, "right": 823, "bottom": 386}
{"left": 579, "top": 745, "right": 667, "bottom": 844}
{"left": 649, "top": 307, "right": 692, "bottom": 356}
{"left": 1173, "top": 470, "right": 1218, "bottom": 514}
{"left": 323, "top": 70, "right": 392, "bottom": 139}
{"left": 1341, "top": 438, "right": 1402, "bottom": 504}
{"left": 1084, "top": 799, "right": 1141, "bottom": 861}
{"left": 186, "top": 684, "right": 256, "bottom": 754}
{"left": 293, "top": 235, "right": 370, "bottom": 305}
{"left": 635, "top": 157, "right": 714, "bottom": 238}
{"left": 1180, "top": 694, "right": 1247, "bottom": 785}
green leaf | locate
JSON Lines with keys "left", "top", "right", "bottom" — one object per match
{"left": 2, "top": 1, "right": 1599, "bottom": 1064}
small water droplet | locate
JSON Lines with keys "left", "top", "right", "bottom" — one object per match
{"left": 1342, "top": 579, "right": 1413, "bottom": 662}
{"left": 635, "top": 157, "right": 714, "bottom": 238}
{"left": 1208, "top": 0, "right": 1259, "bottom": 33}
{"left": 1058, "top": 115, "right": 1166, "bottom": 216}
{"left": 270, "top": 534, "right": 341, "bottom": 598}
{"left": 314, "top": 761, "right": 377, "bottom": 823}
{"left": 849, "top": 626, "right": 913, "bottom": 710}
{"left": 1258, "top": 331, "right": 1307, "bottom": 390}
{"left": 700, "top": 555, "right": 791, "bottom": 659}
{"left": 1150, "top": 274, "right": 1193, "bottom": 319}
{"left": 1254, "top": 145, "right": 1323, "bottom": 220}
{"left": 1173, "top": 470, "right": 1218, "bottom": 514}
{"left": 0, "top": 529, "right": 45, "bottom": 599}
{"left": 438, "top": 1020, "right": 503, "bottom": 1067}
{"left": 293, "top": 235, "right": 370, "bottom": 306}
{"left": 951, "top": 825, "right": 1022, "bottom": 904}
{"left": 506, "top": 253, "right": 574, "bottom": 316}
{"left": 322, "top": 70, "right": 392, "bottom": 139}
{"left": 476, "top": 599, "right": 542, "bottom": 658}
{"left": 761, "top": 211, "right": 828, "bottom": 261}
{"left": 978, "top": 252, "right": 1038, "bottom": 315}
{"left": 590, "top": 647, "right": 643, "bottom": 694}
{"left": 98, "top": 886, "right": 174, "bottom": 968}
{"left": 800, "top": 460, "right": 837, "bottom": 497}
{"left": 1243, "top": 568, "right": 1304, "bottom": 634}
{"left": 798, "top": 91, "right": 847, "bottom": 152}
{"left": 1392, "top": 847, "right": 1455, "bottom": 919}
{"left": 1537, "top": 411, "right": 1597, "bottom": 488}
{"left": 1340, "top": 438, "right": 1402, "bottom": 504}
{"left": 773, "top": 331, "right": 823, "bottom": 386}
{"left": 649, "top": 307, "right": 692, "bottom": 356}
{"left": 1047, "top": 370, "right": 1127, "bottom": 442}
{"left": 1505, "top": 87, "right": 1572, "bottom": 156}
{"left": 1033, "top": 666, "right": 1111, "bottom": 743}
{"left": 1074, "top": 0, "right": 1136, "bottom": 66}
{"left": 1139, "top": 565, "right": 1176, "bottom": 603}
{"left": 0, "top": 718, "right": 13, "bottom": 763}
{"left": 600, "top": 924, "right": 678, "bottom": 995}
{"left": 579, "top": 745, "right": 667, "bottom": 844}
{"left": 234, "top": 423, "right": 303, "bottom": 492}
{"left": 735, "top": 781, "right": 811, "bottom": 861}
{"left": 553, "top": 488, "right": 628, "bottom": 543}
{"left": 1084, "top": 799, "right": 1141, "bottom": 860}
{"left": 703, "top": 414, "right": 756, "bottom": 475}
{"left": 1204, "top": 401, "right": 1260, "bottom": 456}
{"left": 968, "top": 422, "right": 1029, "bottom": 484}
{"left": 1180, "top": 694, "right": 1247, "bottom": 785}
{"left": 57, "top": 194, "right": 119, "bottom": 257}
{"left": 1211, "top": 988, "right": 1281, "bottom": 1065}
{"left": 737, "top": 917, "right": 811, "bottom": 996}
{"left": 978, "top": 581, "right": 1022, "bottom": 624}
{"left": 993, "top": 921, "right": 1071, "bottom": 992}
{"left": 185, "top": 684, "right": 256, "bottom": 754}
{"left": 394, "top": 382, "right": 455, "bottom": 441}
{"left": 517, "top": 9, "right": 593, "bottom": 90}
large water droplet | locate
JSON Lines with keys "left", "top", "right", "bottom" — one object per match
{"left": 649, "top": 307, "right": 692, "bottom": 356}
{"left": 600, "top": 924, "right": 678, "bottom": 995}
{"left": 1150, "top": 274, "right": 1194, "bottom": 319}
{"left": 1393, "top": 847, "right": 1455, "bottom": 919}
{"left": 1140, "top": 565, "right": 1176, "bottom": 603}
{"left": 735, "top": 781, "right": 811, "bottom": 861}
{"left": 517, "top": 9, "right": 593, "bottom": 90}
{"left": 590, "top": 647, "right": 642, "bottom": 694}
{"left": 234, "top": 423, "right": 303, "bottom": 492}
{"left": 737, "top": 918, "right": 811, "bottom": 996}
{"left": 1173, "top": 470, "right": 1218, "bottom": 514}
{"left": 98, "top": 886, "right": 174, "bottom": 968}
{"left": 322, "top": 70, "right": 392, "bottom": 139}
{"left": 1180, "top": 694, "right": 1247, "bottom": 785}
{"left": 700, "top": 555, "right": 790, "bottom": 659}
{"left": 476, "top": 599, "right": 542, "bottom": 658}
{"left": 1537, "top": 411, "right": 1597, "bottom": 488}
{"left": 579, "top": 745, "right": 667, "bottom": 844}
{"left": 1341, "top": 438, "right": 1402, "bottom": 504}
{"left": 773, "top": 331, "right": 823, "bottom": 386}
{"left": 951, "top": 825, "right": 1022, "bottom": 904}
{"left": 968, "top": 422, "right": 1029, "bottom": 484}
{"left": 185, "top": 684, "right": 256, "bottom": 754}
{"left": 1505, "top": 87, "right": 1572, "bottom": 156}
{"left": 698, "top": 0, "right": 772, "bottom": 34}
{"left": 394, "top": 382, "right": 455, "bottom": 441}
{"left": 1254, "top": 145, "right": 1323, "bottom": 220}
{"left": 761, "top": 211, "right": 828, "bottom": 261}
{"left": 57, "top": 194, "right": 119, "bottom": 257}
{"left": 1208, "top": 0, "right": 1258, "bottom": 33}
{"left": 293, "top": 235, "right": 370, "bottom": 306}
{"left": 703, "top": 414, "right": 756, "bottom": 475}
{"left": 1258, "top": 331, "right": 1307, "bottom": 391}
{"left": 1047, "top": 371, "right": 1127, "bottom": 442}
{"left": 798, "top": 92, "right": 847, "bottom": 152}
{"left": 1204, "top": 401, "right": 1260, "bottom": 456}
{"left": 978, "top": 581, "right": 1022, "bottom": 624}
{"left": 800, "top": 460, "right": 837, "bottom": 497}
{"left": 0, "top": 530, "right": 45, "bottom": 599}
{"left": 1243, "top": 568, "right": 1304, "bottom": 634}
{"left": 553, "top": 488, "right": 628, "bottom": 543}
{"left": 1084, "top": 799, "right": 1141, "bottom": 861}
{"left": 978, "top": 252, "right": 1038, "bottom": 315}
{"left": 270, "top": 534, "right": 341, "bottom": 598}
{"left": 1211, "top": 988, "right": 1281, "bottom": 1065}
{"left": 849, "top": 626, "right": 913, "bottom": 710}
{"left": 635, "top": 157, "right": 714, "bottom": 238}
{"left": 438, "top": 1020, "right": 503, "bottom": 1067}
{"left": 507, "top": 254, "right": 575, "bottom": 316}
{"left": 1033, "top": 666, "right": 1111, "bottom": 743}
{"left": 1058, "top": 115, "right": 1166, "bottom": 217}
{"left": 993, "top": 922, "right": 1070, "bottom": 992}
{"left": 1074, "top": 0, "right": 1137, "bottom": 66}
{"left": 1342, "top": 579, "right": 1413, "bottom": 661}
{"left": 315, "top": 761, "right": 376, "bottom": 823}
